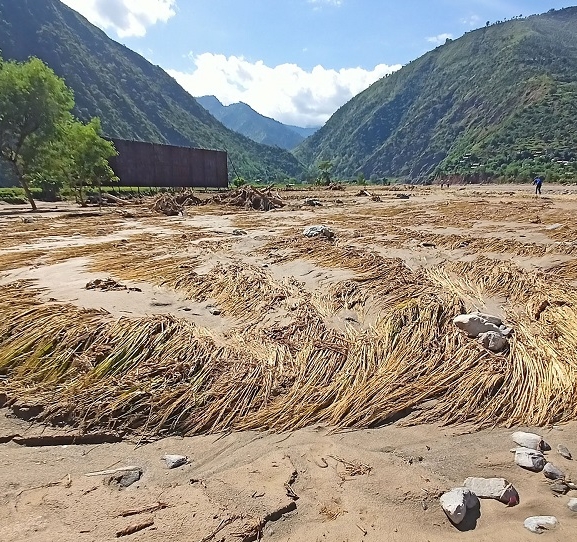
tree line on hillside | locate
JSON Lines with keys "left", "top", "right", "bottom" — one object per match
{"left": 0, "top": 53, "right": 118, "bottom": 210}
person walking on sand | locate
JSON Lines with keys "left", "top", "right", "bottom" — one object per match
{"left": 533, "top": 176, "right": 543, "bottom": 196}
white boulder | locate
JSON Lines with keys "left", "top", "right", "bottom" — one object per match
{"left": 512, "top": 431, "right": 543, "bottom": 450}
{"left": 568, "top": 498, "right": 577, "bottom": 512}
{"left": 440, "top": 487, "right": 479, "bottom": 525}
{"left": 453, "top": 314, "right": 502, "bottom": 337}
{"left": 474, "top": 312, "right": 503, "bottom": 326}
{"left": 514, "top": 447, "right": 546, "bottom": 472}
{"left": 463, "top": 477, "right": 518, "bottom": 505}
{"left": 523, "top": 516, "right": 558, "bottom": 534}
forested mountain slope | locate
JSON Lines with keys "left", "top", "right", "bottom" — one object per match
{"left": 0, "top": 0, "right": 304, "bottom": 180}
{"left": 295, "top": 8, "right": 577, "bottom": 182}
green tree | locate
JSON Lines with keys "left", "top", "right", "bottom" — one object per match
{"left": 316, "top": 160, "right": 332, "bottom": 186}
{"left": 0, "top": 55, "right": 74, "bottom": 210}
{"left": 232, "top": 176, "right": 246, "bottom": 188}
{"left": 52, "top": 118, "right": 118, "bottom": 206}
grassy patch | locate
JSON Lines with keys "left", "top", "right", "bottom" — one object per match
{"left": 0, "top": 187, "right": 43, "bottom": 205}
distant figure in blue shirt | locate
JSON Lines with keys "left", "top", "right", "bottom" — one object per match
{"left": 533, "top": 176, "right": 543, "bottom": 195}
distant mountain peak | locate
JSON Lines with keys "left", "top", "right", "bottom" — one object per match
{"left": 196, "top": 96, "right": 319, "bottom": 150}
{"left": 197, "top": 95, "right": 224, "bottom": 108}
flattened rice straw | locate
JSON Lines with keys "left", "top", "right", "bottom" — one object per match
{"left": 1, "top": 249, "right": 577, "bottom": 436}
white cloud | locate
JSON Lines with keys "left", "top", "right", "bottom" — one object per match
{"left": 461, "top": 14, "right": 481, "bottom": 27}
{"left": 426, "top": 33, "right": 453, "bottom": 45}
{"left": 167, "top": 53, "right": 401, "bottom": 127}
{"left": 308, "top": 0, "right": 344, "bottom": 6}
{"left": 60, "top": 0, "right": 177, "bottom": 38}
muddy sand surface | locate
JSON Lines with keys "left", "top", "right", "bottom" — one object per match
{"left": 1, "top": 184, "right": 577, "bottom": 540}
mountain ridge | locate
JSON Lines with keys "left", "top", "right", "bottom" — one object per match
{"left": 0, "top": 0, "right": 305, "bottom": 180}
{"left": 295, "top": 7, "right": 577, "bottom": 182}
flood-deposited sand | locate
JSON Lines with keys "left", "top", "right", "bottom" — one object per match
{"left": 2, "top": 184, "right": 577, "bottom": 541}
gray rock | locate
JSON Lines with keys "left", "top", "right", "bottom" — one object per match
{"left": 514, "top": 447, "right": 546, "bottom": 472}
{"left": 209, "top": 308, "right": 222, "bottom": 316}
{"left": 568, "top": 498, "right": 577, "bottom": 512}
{"left": 119, "top": 469, "right": 142, "bottom": 488}
{"left": 463, "top": 477, "right": 518, "bottom": 505}
{"left": 512, "top": 431, "right": 543, "bottom": 451}
{"left": 478, "top": 331, "right": 509, "bottom": 353}
{"left": 543, "top": 463, "right": 565, "bottom": 480}
{"left": 557, "top": 444, "right": 572, "bottom": 460}
{"left": 550, "top": 481, "right": 569, "bottom": 495}
{"left": 303, "top": 198, "right": 322, "bottom": 207}
{"left": 303, "top": 225, "right": 335, "bottom": 239}
{"left": 523, "top": 516, "right": 558, "bottom": 534}
{"left": 163, "top": 454, "right": 188, "bottom": 469}
{"left": 232, "top": 229, "right": 248, "bottom": 236}
{"left": 440, "top": 487, "right": 479, "bottom": 525}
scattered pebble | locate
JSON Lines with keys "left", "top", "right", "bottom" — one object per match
{"left": 209, "top": 308, "right": 222, "bottom": 316}
{"left": 557, "top": 444, "right": 572, "bottom": 460}
{"left": 543, "top": 463, "right": 565, "bottom": 481}
{"left": 523, "top": 516, "right": 558, "bottom": 535}
{"left": 118, "top": 469, "right": 142, "bottom": 488}
{"left": 163, "top": 454, "right": 188, "bottom": 469}
{"left": 232, "top": 229, "right": 248, "bottom": 236}
{"left": 550, "top": 481, "right": 569, "bottom": 495}
{"left": 440, "top": 487, "right": 479, "bottom": 525}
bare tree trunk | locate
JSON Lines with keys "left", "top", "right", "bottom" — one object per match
{"left": 10, "top": 160, "right": 37, "bottom": 211}
{"left": 78, "top": 179, "right": 86, "bottom": 207}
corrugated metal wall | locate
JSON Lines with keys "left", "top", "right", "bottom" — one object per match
{"left": 109, "top": 139, "right": 228, "bottom": 188}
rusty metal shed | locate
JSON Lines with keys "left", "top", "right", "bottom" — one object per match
{"left": 109, "top": 139, "right": 228, "bottom": 188}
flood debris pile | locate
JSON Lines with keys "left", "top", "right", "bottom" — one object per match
{"left": 151, "top": 191, "right": 204, "bottom": 216}
{"left": 85, "top": 278, "right": 142, "bottom": 293}
{"left": 151, "top": 194, "right": 184, "bottom": 216}
{"left": 150, "top": 186, "right": 285, "bottom": 215}
{"left": 211, "top": 185, "right": 284, "bottom": 211}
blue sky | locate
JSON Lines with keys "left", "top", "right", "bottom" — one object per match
{"left": 61, "top": 1, "right": 576, "bottom": 127}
